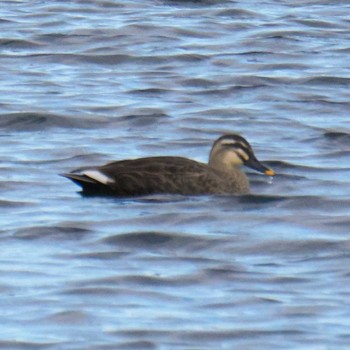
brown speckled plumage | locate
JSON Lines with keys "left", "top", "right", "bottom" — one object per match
{"left": 62, "top": 134, "right": 274, "bottom": 197}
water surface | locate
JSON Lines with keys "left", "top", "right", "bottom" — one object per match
{"left": 1, "top": 0, "right": 350, "bottom": 349}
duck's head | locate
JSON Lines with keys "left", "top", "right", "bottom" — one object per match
{"left": 209, "top": 134, "right": 275, "bottom": 176}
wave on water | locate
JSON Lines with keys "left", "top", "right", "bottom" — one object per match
{"left": 0, "top": 112, "right": 109, "bottom": 131}
{"left": 2, "top": 1, "right": 350, "bottom": 349}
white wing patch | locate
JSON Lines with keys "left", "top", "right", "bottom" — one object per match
{"left": 82, "top": 169, "right": 114, "bottom": 185}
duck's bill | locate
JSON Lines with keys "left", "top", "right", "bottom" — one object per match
{"left": 246, "top": 157, "right": 275, "bottom": 176}
{"left": 264, "top": 168, "right": 275, "bottom": 176}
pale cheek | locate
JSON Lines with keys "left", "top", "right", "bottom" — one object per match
{"left": 237, "top": 149, "right": 249, "bottom": 162}
{"left": 223, "top": 153, "right": 243, "bottom": 166}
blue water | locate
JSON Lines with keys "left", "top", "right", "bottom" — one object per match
{"left": 1, "top": 1, "right": 350, "bottom": 349}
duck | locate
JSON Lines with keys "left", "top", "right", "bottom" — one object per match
{"left": 62, "top": 134, "right": 275, "bottom": 196}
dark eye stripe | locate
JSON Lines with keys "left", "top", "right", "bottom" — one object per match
{"left": 235, "top": 151, "right": 246, "bottom": 162}
{"left": 220, "top": 141, "right": 251, "bottom": 158}
{"left": 232, "top": 144, "right": 251, "bottom": 158}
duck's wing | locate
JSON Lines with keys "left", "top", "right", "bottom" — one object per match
{"left": 62, "top": 157, "right": 226, "bottom": 196}
{"left": 104, "top": 156, "right": 206, "bottom": 171}
{"left": 61, "top": 171, "right": 115, "bottom": 195}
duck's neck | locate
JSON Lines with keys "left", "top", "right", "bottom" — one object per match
{"left": 208, "top": 148, "right": 250, "bottom": 193}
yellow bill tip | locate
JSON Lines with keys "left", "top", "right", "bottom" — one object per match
{"left": 265, "top": 169, "right": 275, "bottom": 176}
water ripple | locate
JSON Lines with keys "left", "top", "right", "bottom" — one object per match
{"left": 1, "top": 0, "right": 350, "bottom": 349}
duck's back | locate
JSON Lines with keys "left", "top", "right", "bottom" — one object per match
{"left": 67, "top": 156, "right": 249, "bottom": 196}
